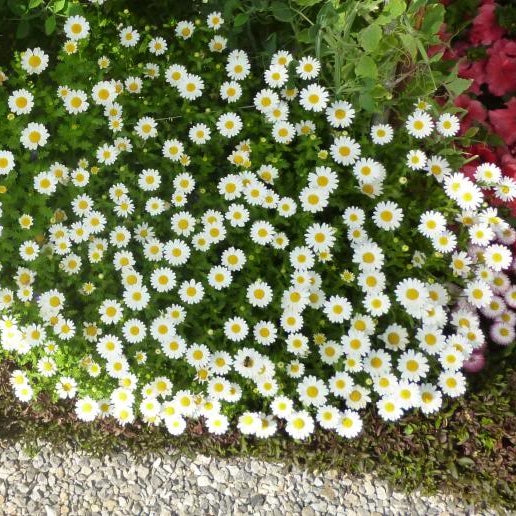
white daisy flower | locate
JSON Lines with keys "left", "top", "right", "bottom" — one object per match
{"left": 484, "top": 244, "right": 512, "bottom": 272}
{"left": 465, "top": 280, "right": 493, "bottom": 308}
{"left": 176, "top": 20, "right": 195, "bottom": 39}
{"left": 370, "top": 124, "right": 393, "bottom": 144}
{"left": 92, "top": 81, "right": 117, "bottom": 105}
{"left": 297, "top": 375, "right": 328, "bottom": 407}
{"left": 75, "top": 397, "right": 99, "bottom": 422}
{"left": 436, "top": 113, "right": 460, "bottom": 137}
{"left": 299, "top": 83, "right": 329, "bottom": 112}
{"left": 21, "top": 47, "right": 49, "bottom": 74}
{"left": 406, "top": 149, "right": 427, "bottom": 170}
{"left": 324, "top": 295, "right": 352, "bottom": 323}
{"left": 330, "top": 136, "right": 361, "bottom": 166}
{"left": 272, "top": 121, "right": 296, "bottom": 144}
{"left": 178, "top": 74, "right": 204, "bottom": 100}
{"left": 377, "top": 396, "right": 403, "bottom": 421}
{"left": 438, "top": 371, "right": 466, "bottom": 398}
{"left": 395, "top": 278, "right": 429, "bottom": 317}
{"left": 285, "top": 410, "right": 314, "bottom": 440}
{"left": 207, "top": 11, "right": 224, "bottom": 30}
{"left": 135, "top": 117, "right": 158, "bottom": 140}
{"left": 253, "top": 321, "right": 277, "bottom": 346}
{"left": 418, "top": 210, "right": 447, "bottom": 238}
{"left": 148, "top": 37, "right": 167, "bottom": 55}
{"left": 0, "top": 150, "right": 15, "bottom": 175}
{"left": 426, "top": 155, "right": 452, "bottom": 182}
{"left": 264, "top": 65, "right": 288, "bottom": 88}
{"left": 335, "top": 410, "right": 363, "bottom": 438}
{"left": 406, "top": 110, "right": 434, "bottom": 138}
{"left": 188, "top": 123, "right": 211, "bottom": 144}
{"left": 419, "top": 384, "right": 443, "bottom": 414}
{"left": 20, "top": 122, "right": 49, "bottom": 150}
{"left": 495, "top": 177, "right": 516, "bottom": 202}
{"left": 296, "top": 56, "right": 320, "bottom": 80}
{"left": 120, "top": 26, "right": 140, "bottom": 47}
{"left": 8, "top": 89, "right": 34, "bottom": 115}
{"left": 372, "top": 201, "right": 403, "bottom": 230}
{"left": 326, "top": 100, "right": 355, "bottom": 128}
{"left": 247, "top": 280, "right": 273, "bottom": 308}
{"left": 224, "top": 317, "right": 249, "bottom": 342}
{"left": 299, "top": 187, "right": 329, "bottom": 213}
{"left": 216, "top": 112, "right": 242, "bottom": 137}
{"left": 220, "top": 80, "right": 242, "bottom": 103}
{"left": 226, "top": 53, "right": 251, "bottom": 80}
{"left": 56, "top": 376, "right": 77, "bottom": 399}
{"left": 398, "top": 350, "right": 430, "bottom": 382}
{"left": 178, "top": 279, "right": 204, "bottom": 305}
{"left": 150, "top": 268, "right": 176, "bottom": 293}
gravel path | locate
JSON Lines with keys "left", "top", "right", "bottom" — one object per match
{"left": 0, "top": 440, "right": 497, "bottom": 515}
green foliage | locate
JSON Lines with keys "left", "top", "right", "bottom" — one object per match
{"left": 496, "top": 2, "right": 516, "bottom": 37}
{"left": 220, "top": 0, "right": 461, "bottom": 114}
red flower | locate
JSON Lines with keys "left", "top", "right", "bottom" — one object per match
{"left": 458, "top": 58, "right": 487, "bottom": 95}
{"left": 486, "top": 39, "right": 516, "bottom": 96}
{"left": 489, "top": 98, "right": 516, "bottom": 146}
{"left": 454, "top": 94, "right": 488, "bottom": 133}
{"left": 469, "top": 143, "right": 498, "bottom": 163}
{"left": 499, "top": 150, "right": 516, "bottom": 179}
{"left": 429, "top": 24, "right": 452, "bottom": 58}
{"left": 470, "top": 2, "right": 505, "bottom": 45}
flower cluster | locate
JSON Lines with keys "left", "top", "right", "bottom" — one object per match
{"left": 0, "top": 5, "right": 515, "bottom": 441}
{"left": 435, "top": 0, "right": 516, "bottom": 215}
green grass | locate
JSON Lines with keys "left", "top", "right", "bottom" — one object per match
{"left": 1, "top": 354, "right": 514, "bottom": 511}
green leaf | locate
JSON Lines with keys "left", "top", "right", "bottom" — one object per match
{"left": 8, "top": 0, "right": 25, "bottom": 15}
{"left": 28, "top": 0, "right": 43, "bottom": 9}
{"left": 377, "top": 0, "right": 406, "bottom": 24}
{"left": 52, "top": 0, "right": 67, "bottom": 13}
{"left": 358, "top": 91, "right": 376, "bottom": 112}
{"left": 271, "top": 1, "right": 294, "bottom": 22}
{"left": 399, "top": 33, "right": 418, "bottom": 60}
{"left": 16, "top": 19, "right": 30, "bottom": 39}
{"left": 44, "top": 15, "right": 57, "bottom": 35}
{"left": 464, "top": 126, "right": 479, "bottom": 138}
{"left": 294, "top": 0, "right": 322, "bottom": 6}
{"left": 446, "top": 77, "right": 472, "bottom": 96}
{"left": 421, "top": 4, "right": 445, "bottom": 36}
{"left": 355, "top": 55, "right": 378, "bottom": 79}
{"left": 233, "top": 12, "right": 249, "bottom": 27}
{"left": 358, "top": 24, "right": 382, "bottom": 53}
{"left": 457, "top": 457, "right": 475, "bottom": 468}
{"left": 65, "top": 2, "right": 82, "bottom": 15}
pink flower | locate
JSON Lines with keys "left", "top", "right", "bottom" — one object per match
{"left": 486, "top": 39, "right": 516, "bottom": 96}
{"left": 499, "top": 150, "right": 516, "bottom": 179}
{"left": 489, "top": 98, "right": 516, "bottom": 146}
{"left": 454, "top": 94, "right": 488, "bottom": 133}
{"left": 458, "top": 58, "right": 487, "bottom": 95}
{"left": 470, "top": 2, "right": 505, "bottom": 45}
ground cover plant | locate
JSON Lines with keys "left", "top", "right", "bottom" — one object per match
{"left": 0, "top": 0, "right": 514, "bottom": 508}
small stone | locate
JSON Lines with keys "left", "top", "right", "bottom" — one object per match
{"left": 250, "top": 494, "right": 266, "bottom": 506}
{"left": 197, "top": 475, "right": 211, "bottom": 487}
{"left": 80, "top": 466, "right": 92, "bottom": 476}
{"left": 301, "top": 507, "right": 315, "bottom": 516}
{"left": 376, "top": 486, "right": 387, "bottom": 501}
{"left": 321, "top": 485, "right": 337, "bottom": 500}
